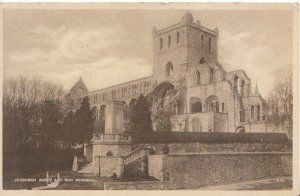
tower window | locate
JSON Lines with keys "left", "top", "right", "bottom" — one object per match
{"left": 222, "top": 103, "right": 224, "bottom": 112}
{"left": 160, "top": 38, "right": 163, "bottom": 50}
{"left": 196, "top": 70, "right": 201, "bottom": 85}
{"left": 168, "top": 35, "right": 171, "bottom": 48}
{"left": 177, "top": 32, "right": 180, "bottom": 45}
{"left": 166, "top": 62, "right": 173, "bottom": 76}
{"left": 201, "top": 34, "right": 204, "bottom": 41}
{"left": 209, "top": 37, "right": 212, "bottom": 53}
{"left": 199, "top": 57, "right": 205, "bottom": 64}
{"left": 209, "top": 68, "right": 214, "bottom": 82}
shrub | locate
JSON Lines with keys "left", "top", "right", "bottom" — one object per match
{"left": 111, "top": 173, "right": 117, "bottom": 180}
{"left": 149, "top": 148, "right": 156, "bottom": 155}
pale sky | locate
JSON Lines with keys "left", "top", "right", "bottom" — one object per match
{"left": 3, "top": 8, "right": 293, "bottom": 97}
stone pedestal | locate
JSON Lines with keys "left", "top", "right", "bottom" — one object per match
{"left": 91, "top": 100, "right": 133, "bottom": 178}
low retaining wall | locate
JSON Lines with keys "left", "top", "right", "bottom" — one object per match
{"left": 134, "top": 142, "right": 291, "bottom": 155}
{"left": 148, "top": 152, "right": 292, "bottom": 189}
{"left": 104, "top": 181, "right": 168, "bottom": 190}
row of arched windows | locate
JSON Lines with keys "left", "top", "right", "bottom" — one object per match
{"left": 190, "top": 96, "right": 224, "bottom": 114}
{"left": 160, "top": 32, "right": 180, "bottom": 51}
{"left": 72, "top": 81, "right": 151, "bottom": 106}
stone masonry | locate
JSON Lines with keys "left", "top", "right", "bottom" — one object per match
{"left": 65, "top": 12, "right": 268, "bottom": 134}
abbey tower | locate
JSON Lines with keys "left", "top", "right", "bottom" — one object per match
{"left": 152, "top": 12, "right": 218, "bottom": 83}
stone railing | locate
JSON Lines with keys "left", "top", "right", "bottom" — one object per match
{"left": 154, "top": 23, "right": 182, "bottom": 37}
{"left": 154, "top": 22, "right": 217, "bottom": 37}
{"left": 92, "top": 133, "right": 132, "bottom": 144}
{"left": 122, "top": 147, "right": 150, "bottom": 165}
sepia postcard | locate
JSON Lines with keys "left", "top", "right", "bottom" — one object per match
{"left": 0, "top": 3, "right": 299, "bottom": 196}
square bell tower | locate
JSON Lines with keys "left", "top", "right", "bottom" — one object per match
{"left": 152, "top": 12, "right": 219, "bottom": 83}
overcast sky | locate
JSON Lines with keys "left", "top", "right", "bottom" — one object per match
{"left": 3, "top": 8, "right": 293, "bottom": 97}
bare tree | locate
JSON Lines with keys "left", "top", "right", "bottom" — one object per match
{"left": 3, "top": 75, "right": 65, "bottom": 146}
{"left": 267, "top": 70, "right": 293, "bottom": 137}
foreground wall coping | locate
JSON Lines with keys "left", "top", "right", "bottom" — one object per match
{"left": 166, "top": 152, "right": 292, "bottom": 156}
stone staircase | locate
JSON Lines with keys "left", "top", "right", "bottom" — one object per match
{"left": 78, "top": 162, "right": 94, "bottom": 174}
{"left": 123, "top": 147, "right": 150, "bottom": 177}
{"left": 76, "top": 147, "right": 151, "bottom": 177}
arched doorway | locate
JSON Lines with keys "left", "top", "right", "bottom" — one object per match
{"left": 205, "top": 95, "right": 220, "bottom": 112}
{"left": 151, "top": 82, "right": 175, "bottom": 108}
{"left": 190, "top": 97, "right": 202, "bottom": 113}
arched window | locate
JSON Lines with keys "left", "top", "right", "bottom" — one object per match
{"left": 251, "top": 105, "right": 255, "bottom": 119}
{"left": 234, "top": 76, "right": 238, "bottom": 91}
{"left": 92, "top": 106, "right": 98, "bottom": 122}
{"left": 209, "top": 37, "right": 212, "bottom": 53}
{"left": 201, "top": 34, "right": 204, "bottom": 41}
{"left": 177, "top": 32, "right": 180, "bottom": 45}
{"left": 256, "top": 105, "right": 260, "bottom": 121}
{"left": 160, "top": 38, "right": 163, "bottom": 50}
{"left": 209, "top": 68, "right": 214, "bottom": 82}
{"left": 222, "top": 103, "right": 225, "bottom": 112}
{"left": 196, "top": 70, "right": 201, "bottom": 85}
{"left": 240, "top": 80, "right": 245, "bottom": 97}
{"left": 168, "top": 35, "right": 171, "bottom": 48}
{"left": 215, "top": 102, "right": 219, "bottom": 112}
{"left": 173, "top": 104, "right": 178, "bottom": 115}
{"left": 166, "top": 62, "right": 173, "bottom": 76}
{"left": 240, "top": 110, "right": 245, "bottom": 122}
{"left": 199, "top": 57, "right": 205, "bottom": 64}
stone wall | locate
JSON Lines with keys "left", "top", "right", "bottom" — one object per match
{"left": 171, "top": 112, "right": 227, "bottom": 132}
{"left": 93, "top": 144, "right": 132, "bottom": 157}
{"left": 135, "top": 142, "right": 292, "bottom": 155}
{"left": 148, "top": 152, "right": 292, "bottom": 189}
{"left": 92, "top": 156, "right": 123, "bottom": 177}
{"left": 104, "top": 181, "right": 169, "bottom": 190}
{"left": 213, "top": 112, "right": 227, "bottom": 132}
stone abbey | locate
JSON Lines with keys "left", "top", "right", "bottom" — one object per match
{"left": 65, "top": 12, "right": 267, "bottom": 134}
{"left": 66, "top": 12, "right": 272, "bottom": 178}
